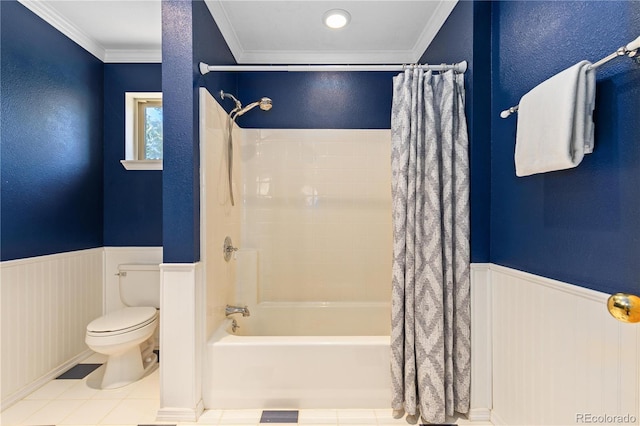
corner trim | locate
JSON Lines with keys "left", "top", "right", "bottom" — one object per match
{"left": 470, "top": 263, "right": 492, "bottom": 417}
{"left": 159, "top": 263, "right": 204, "bottom": 416}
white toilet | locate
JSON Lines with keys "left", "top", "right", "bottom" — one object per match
{"left": 86, "top": 264, "right": 160, "bottom": 389}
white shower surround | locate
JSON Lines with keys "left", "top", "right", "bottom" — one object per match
{"left": 198, "top": 89, "right": 395, "bottom": 411}
{"left": 240, "top": 128, "right": 392, "bottom": 304}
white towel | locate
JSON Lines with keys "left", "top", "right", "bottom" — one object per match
{"left": 514, "top": 60, "right": 596, "bottom": 177}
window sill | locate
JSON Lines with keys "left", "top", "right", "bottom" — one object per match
{"left": 120, "top": 160, "right": 162, "bottom": 171}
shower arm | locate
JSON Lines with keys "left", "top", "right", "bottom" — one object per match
{"left": 220, "top": 90, "right": 241, "bottom": 111}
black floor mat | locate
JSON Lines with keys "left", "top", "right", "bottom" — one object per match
{"left": 55, "top": 363, "right": 102, "bottom": 379}
{"left": 260, "top": 410, "right": 299, "bottom": 423}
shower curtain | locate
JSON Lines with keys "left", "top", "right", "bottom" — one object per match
{"left": 390, "top": 68, "right": 470, "bottom": 424}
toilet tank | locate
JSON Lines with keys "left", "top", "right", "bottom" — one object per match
{"left": 118, "top": 264, "right": 160, "bottom": 308}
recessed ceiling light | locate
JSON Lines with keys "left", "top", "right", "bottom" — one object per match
{"left": 323, "top": 9, "right": 351, "bottom": 29}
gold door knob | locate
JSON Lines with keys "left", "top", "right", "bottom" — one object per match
{"left": 607, "top": 293, "right": 640, "bottom": 323}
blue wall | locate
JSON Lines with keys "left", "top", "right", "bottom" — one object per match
{"left": 161, "top": 0, "right": 235, "bottom": 263}
{"left": 10, "top": 0, "right": 633, "bottom": 296}
{"left": 491, "top": 1, "right": 640, "bottom": 294}
{"left": 236, "top": 71, "right": 395, "bottom": 129}
{"left": 162, "top": 0, "right": 199, "bottom": 263}
{"left": 103, "top": 64, "right": 163, "bottom": 246}
{"left": 420, "top": 1, "right": 492, "bottom": 263}
{"left": 222, "top": 1, "right": 492, "bottom": 263}
{"left": 0, "top": 1, "right": 104, "bottom": 261}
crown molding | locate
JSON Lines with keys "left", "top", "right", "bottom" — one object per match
{"left": 203, "top": 0, "right": 242, "bottom": 63}
{"left": 238, "top": 50, "right": 417, "bottom": 65}
{"left": 104, "top": 49, "right": 162, "bottom": 63}
{"left": 18, "top": 0, "right": 162, "bottom": 64}
{"left": 17, "top": 0, "right": 106, "bottom": 61}
{"left": 411, "top": 0, "right": 458, "bottom": 62}
{"left": 19, "top": 0, "right": 457, "bottom": 66}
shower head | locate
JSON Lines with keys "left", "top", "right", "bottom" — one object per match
{"left": 220, "top": 90, "right": 273, "bottom": 119}
{"left": 234, "top": 97, "right": 273, "bottom": 117}
{"left": 259, "top": 97, "right": 272, "bottom": 111}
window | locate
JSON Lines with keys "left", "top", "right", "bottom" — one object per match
{"left": 121, "top": 92, "right": 163, "bottom": 170}
{"left": 137, "top": 99, "right": 163, "bottom": 160}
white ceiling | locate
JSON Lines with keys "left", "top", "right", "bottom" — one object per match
{"left": 18, "top": 0, "right": 457, "bottom": 64}
{"left": 18, "top": 0, "right": 162, "bottom": 62}
{"left": 205, "top": 1, "right": 457, "bottom": 64}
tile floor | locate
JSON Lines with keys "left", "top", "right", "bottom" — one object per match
{"left": 1, "top": 353, "right": 490, "bottom": 426}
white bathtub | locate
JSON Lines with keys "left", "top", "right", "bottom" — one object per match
{"left": 203, "top": 302, "right": 391, "bottom": 409}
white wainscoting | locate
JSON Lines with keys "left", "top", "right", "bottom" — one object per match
{"left": 0, "top": 248, "right": 104, "bottom": 409}
{"left": 157, "top": 262, "right": 205, "bottom": 422}
{"left": 470, "top": 263, "right": 492, "bottom": 422}
{"left": 490, "top": 264, "right": 640, "bottom": 426}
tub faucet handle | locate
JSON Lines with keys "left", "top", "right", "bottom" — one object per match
{"left": 223, "top": 236, "right": 238, "bottom": 262}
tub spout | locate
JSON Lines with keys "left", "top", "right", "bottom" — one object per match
{"left": 225, "top": 305, "right": 250, "bottom": 317}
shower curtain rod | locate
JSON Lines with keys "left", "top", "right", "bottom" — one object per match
{"left": 199, "top": 61, "right": 467, "bottom": 75}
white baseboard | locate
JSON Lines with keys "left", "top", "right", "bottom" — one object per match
{"left": 156, "top": 399, "right": 204, "bottom": 422}
{"left": 490, "top": 410, "right": 507, "bottom": 426}
{"left": 468, "top": 407, "right": 492, "bottom": 422}
{"left": 1, "top": 349, "right": 93, "bottom": 411}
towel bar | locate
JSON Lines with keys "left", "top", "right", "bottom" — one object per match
{"left": 500, "top": 35, "right": 640, "bottom": 119}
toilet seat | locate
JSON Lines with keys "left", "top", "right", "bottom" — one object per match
{"left": 87, "top": 307, "right": 158, "bottom": 337}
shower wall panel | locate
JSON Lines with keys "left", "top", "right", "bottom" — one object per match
{"left": 200, "top": 89, "right": 242, "bottom": 336}
{"left": 241, "top": 129, "right": 392, "bottom": 303}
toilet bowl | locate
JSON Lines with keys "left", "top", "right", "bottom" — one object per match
{"left": 86, "top": 306, "right": 159, "bottom": 389}
{"left": 86, "top": 263, "right": 161, "bottom": 389}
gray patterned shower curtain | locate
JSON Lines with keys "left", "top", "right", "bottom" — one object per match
{"left": 390, "top": 68, "right": 471, "bottom": 424}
